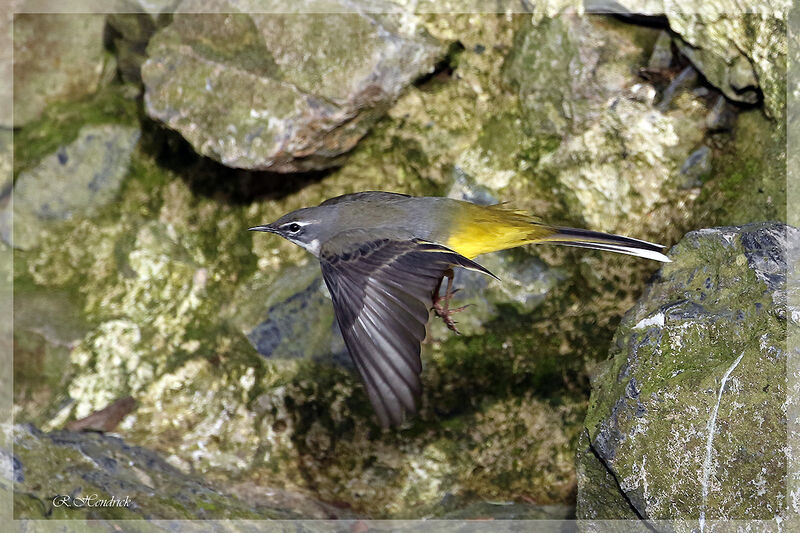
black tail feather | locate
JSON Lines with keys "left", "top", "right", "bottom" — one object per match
{"left": 545, "top": 226, "right": 670, "bottom": 262}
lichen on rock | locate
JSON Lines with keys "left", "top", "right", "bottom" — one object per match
{"left": 503, "top": 13, "right": 707, "bottom": 235}
{"left": 578, "top": 223, "right": 792, "bottom": 525}
{"left": 612, "top": 0, "right": 789, "bottom": 121}
{"left": 12, "top": 13, "right": 116, "bottom": 127}
{"left": 8, "top": 423, "right": 284, "bottom": 519}
{"left": 8, "top": 4, "right": 790, "bottom": 522}
{"left": 141, "top": 1, "right": 444, "bottom": 171}
{"left": 3, "top": 123, "right": 141, "bottom": 250}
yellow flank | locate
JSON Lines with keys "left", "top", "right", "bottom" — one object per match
{"left": 445, "top": 203, "right": 557, "bottom": 259}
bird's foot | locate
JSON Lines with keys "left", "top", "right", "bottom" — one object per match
{"left": 432, "top": 300, "right": 470, "bottom": 334}
{"left": 432, "top": 272, "right": 469, "bottom": 335}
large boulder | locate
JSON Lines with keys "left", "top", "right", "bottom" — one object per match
{"left": 2, "top": 123, "right": 140, "bottom": 250}
{"left": 503, "top": 13, "right": 707, "bottom": 235}
{"left": 577, "top": 222, "right": 794, "bottom": 526}
{"left": 12, "top": 14, "right": 113, "bottom": 127}
{"left": 141, "top": 1, "right": 443, "bottom": 171}
{"left": 7, "top": 423, "right": 345, "bottom": 520}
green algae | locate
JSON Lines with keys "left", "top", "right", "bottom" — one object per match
{"left": 694, "top": 109, "right": 787, "bottom": 226}
{"left": 11, "top": 424, "right": 270, "bottom": 520}
{"left": 580, "top": 224, "right": 788, "bottom": 521}
{"left": 13, "top": 86, "right": 140, "bottom": 177}
{"left": 9, "top": 8, "right": 791, "bottom": 521}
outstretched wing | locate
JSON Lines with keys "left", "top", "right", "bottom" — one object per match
{"left": 319, "top": 234, "right": 495, "bottom": 427}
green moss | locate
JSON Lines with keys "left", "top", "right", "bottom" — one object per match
{"left": 430, "top": 303, "right": 585, "bottom": 411}
{"left": 13, "top": 86, "right": 140, "bottom": 176}
{"left": 582, "top": 224, "right": 787, "bottom": 519}
{"left": 167, "top": 13, "right": 281, "bottom": 79}
{"left": 695, "top": 109, "right": 787, "bottom": 226}
{"left": 13, "top": 135, "right": 274, "bottom": 427}
{"left": 12, "top": 425, "right": 271, "bottom": 520}
{"left": 12, "top": 491, "right": 50, "bottom": 519}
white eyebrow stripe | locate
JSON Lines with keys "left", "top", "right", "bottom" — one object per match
{"left": 281, "top": 220, "right": 317, "bottom": 228}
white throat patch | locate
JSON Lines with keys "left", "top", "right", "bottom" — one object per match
{"left": 294, "top": 238, "right": 320, "bottom": 256}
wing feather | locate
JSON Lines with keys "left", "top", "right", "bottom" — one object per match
{"left": 357, "top": 303, "right": 421, "bottom": 386}
{"left": 349, "top": 317, "right": 415, "bottom": 418}
{"left": 319, "top": 235, "right": 494, "bottom": 426}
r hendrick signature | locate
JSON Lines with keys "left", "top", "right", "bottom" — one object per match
{"left": 52, "top": 494, "right": 133, "bottom": 508}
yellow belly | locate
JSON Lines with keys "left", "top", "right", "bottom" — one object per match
{"left": 444, "top": 204, "right": 554, "bottom": 259}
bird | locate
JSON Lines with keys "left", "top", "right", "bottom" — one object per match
{"left": 249, "top": 191, "right": 670, "bottom": 427}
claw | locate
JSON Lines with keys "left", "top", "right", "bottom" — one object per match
{"left": 431, "top": 268, "right": 467, "bottom": 334}
{"left": 433, "top": 305, "right": 461, "bottom": 334}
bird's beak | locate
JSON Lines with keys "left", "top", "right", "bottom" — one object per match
{"left": 248, "top": 224, "right": 277, "bottom": 233}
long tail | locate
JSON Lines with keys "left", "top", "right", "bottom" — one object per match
{"left": 445, "top": 203, "right": 671, "bottom": 261}
{"left": 534, "top": 224, "right": 671, "bottom": 263}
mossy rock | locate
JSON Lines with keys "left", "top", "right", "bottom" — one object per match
{"left": 10, "top": 7, "right": 791, "bottom": 522}
{"left": 141, "top": 6, "right": 443, "bottom": 171}
{"left": 10, "top": 423, "right": 275, "bottom": 520}
{"left": 578, "top": 222, "right": 793, "bottom": 524}
{"left": 12, "top": 14, "right": 114, "bottom": 127}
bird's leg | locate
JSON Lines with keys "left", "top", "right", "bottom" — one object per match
{"left": 432, "top": 268, "right": 470, "bottom": 334}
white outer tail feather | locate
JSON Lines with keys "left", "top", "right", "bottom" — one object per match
{"left": 543, "top": 225, "right": 672, "bottom": 263}
{"left": 548, "top": 241, "right": 672, "bottom": 262}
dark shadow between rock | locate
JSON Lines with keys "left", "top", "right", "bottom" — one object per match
{"left": 137, "top": 116, "right": 337, "bottom": 206}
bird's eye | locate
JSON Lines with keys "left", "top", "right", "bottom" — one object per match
{"left": 286, "top": 223, "right": 301, "bottom": 233}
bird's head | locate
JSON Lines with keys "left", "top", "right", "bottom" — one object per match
{"left": 248, "top": 206, "right": 332, "bottom": 256}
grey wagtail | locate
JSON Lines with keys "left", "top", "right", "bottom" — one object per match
{"left": 249, "top": 191, "right": 670, "bottom": 427}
